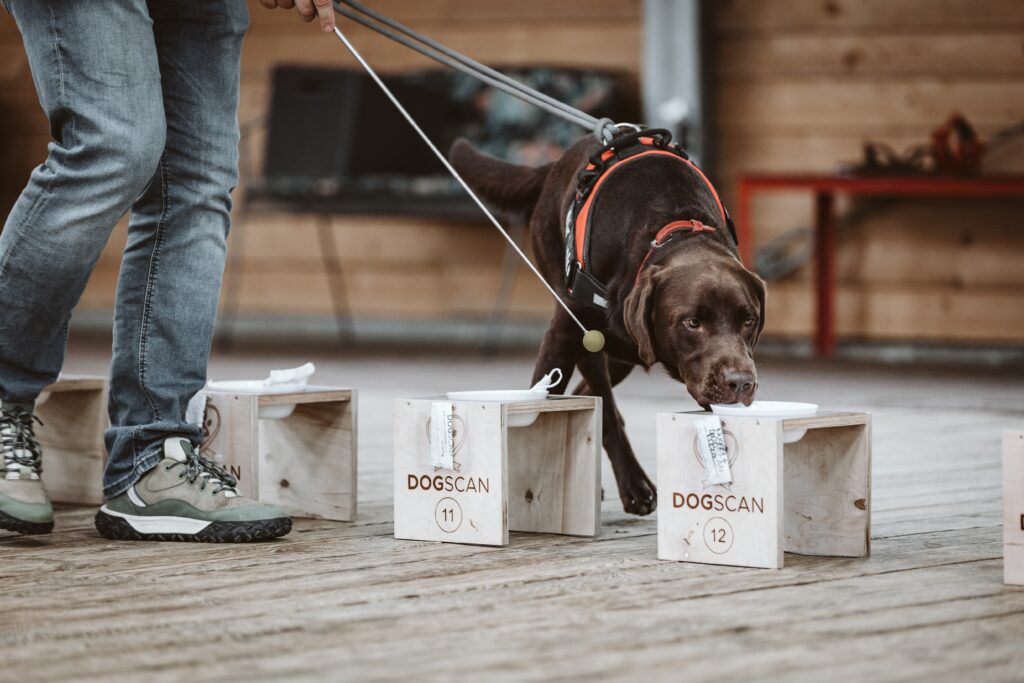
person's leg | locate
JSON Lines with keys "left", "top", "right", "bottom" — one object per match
{"left": 103, "top": 0, "right": 250, "bottom": 499}
{"left": 96, "top": 0, "right": 290, "bottom": 541}
{"left": 0, "top": 0, "right": 164, "bottom": 535}
{"left": 0, "top": 0, "right": 165, "bottom": 403}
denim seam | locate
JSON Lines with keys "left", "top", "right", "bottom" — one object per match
{"left": 136, "top": 155, "right": 170, "bottom": 423}
{"left": 130, "top": 425, "right": 142, "bottom": 470}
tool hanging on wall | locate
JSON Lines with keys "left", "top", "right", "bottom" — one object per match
{"left": 330, "top": 0, "right": 623, "bottom": 353}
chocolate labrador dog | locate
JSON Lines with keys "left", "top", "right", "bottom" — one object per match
{"left": 450, "top": 133, "right": 765, "bottom": 516}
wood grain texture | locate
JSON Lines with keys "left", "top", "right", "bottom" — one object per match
{"left": 394, "top": 396, "right": 600, "bottom": 546}
{"left": 713, "top": 0, "right": 1024, "bottom": 34}
{"left": 657, "top": 413, "right": 785, "bottom": 569}
{"left": 657, "top": 411, "right": 871, "bottom": 568}
{"left": 393, "top": 398, "right": 508, "bottom": 545}
{"left": 716, "top": 33, "right": 1024, "bottom": 79}
{"left": 506, "top": 403, "right": 601, "bottom": 537}
{"left": 259, "top": 395, "right": 357, "bottom": 521}
{"left": 203, "top": 387, "right": 356, "bottom": 521}
{"left": 2, "top": 349, "right": 1024, "bottom": 681}
{"left": 35, "top": 377, "right": 107, "bottom": 506}
{"left": 784, "top": 421, "right": 871, "bottom": 557}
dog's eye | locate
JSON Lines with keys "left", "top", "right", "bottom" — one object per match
{"left": 683, "top": 318, "right": 701, "bottom": 330}
{"left": 744, "top": 316, "right": 757, "bottom": 328}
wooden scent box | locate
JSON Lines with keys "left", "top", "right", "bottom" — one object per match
{"left": 393, "top": 395, "right": 601, "bottom": 546}
{"left": 1004, "top": 431, "right": 1024, "bottom": 586}
{"left": 36, "top": 376, "right": 108, "bottom": 505}
{"left": 657, "top": 411, "right": 871, "bottom": 569}
{"left": 203, "top": 386, "right": 357, "bottom": 521}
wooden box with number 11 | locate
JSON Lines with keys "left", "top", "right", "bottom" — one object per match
{"left": 393, "top": 395, "right": 601, "bottom": 546}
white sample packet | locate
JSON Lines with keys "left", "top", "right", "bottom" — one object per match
{"left": 696, "top": 415, "right": 732, "bottom": 486}
{"left": 185, "top": 391, "right": 207, "bottom": 428}
{"left": 430, "top": 401, "right": 455, "bottom": 470}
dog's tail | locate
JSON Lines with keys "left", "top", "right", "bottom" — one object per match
{"left": 449, "top": 139, "right": 551, "bottom": 216}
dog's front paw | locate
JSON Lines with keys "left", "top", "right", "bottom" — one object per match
{"left": 619, "top": 476, "right": 657, "bottom": 516}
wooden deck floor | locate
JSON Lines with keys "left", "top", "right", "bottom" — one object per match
{"left": 3, "top": 345, "right": 1024, "bottom": 682}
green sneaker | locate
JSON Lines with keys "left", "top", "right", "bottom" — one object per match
{"left": 0, "top": 400, "right": 54, "bottom": 535}
{"left": 95, "top": 438, "right": 292, "bottom": 543}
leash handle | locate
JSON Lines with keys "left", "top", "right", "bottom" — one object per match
{"left": 334, "top": 0, "right": 618, "bottom": 140}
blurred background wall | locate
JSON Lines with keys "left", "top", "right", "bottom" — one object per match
{"left": 1, "top": 0, "right": 1021, "bottom": 353}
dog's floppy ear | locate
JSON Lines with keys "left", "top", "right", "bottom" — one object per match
{"left": 747, "top": 270, "right": 767, "bottom": 349}
{"left": 449, "top": 139, "right": 551, "bottom": 216}
{"left": 623, "top": 267, "right": 660, "bottom": 367}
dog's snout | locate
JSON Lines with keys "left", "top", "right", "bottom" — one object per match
{"left": 720, "top": 368, "right": 756, "bottom": 404}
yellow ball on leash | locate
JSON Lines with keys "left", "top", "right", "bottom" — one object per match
{"left": 582, "top": 330, "right": 605, "bottom": 353}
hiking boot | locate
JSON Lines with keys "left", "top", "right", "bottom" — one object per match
{"left": 95, "top": 438, "right": 292, "bottom": 543}
{"left": 0, "top": 400, "right": 54, "bottom": 535}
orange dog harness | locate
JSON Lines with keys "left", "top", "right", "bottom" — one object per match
{"left": 564, "top": 129, "right": 735, "bottom": 309}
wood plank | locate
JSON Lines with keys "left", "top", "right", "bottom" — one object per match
{"left": 506, "top": 397, "right": 597, "bottom": 415}
{"left": 784, "top": 422, "right": 871, "bottom": 557}
{"left": 716, "top": 32, "right": 1024, "bottom": 79}
{"left": 783, "top": 412, "right": 869, "bottom": 430}
{"left": 42, "top": 376, "right": 106, "bottom": 393}
{"left": 657, "top": 413, "right": 785, "bottom": 568}
{"left": 81, "top": 259, "right": 554, "bottom": 318}
{"left": 35, "top": 380, "right": 107, "bottom": 506}
{"left": 249, "top": 0, "right": 641, "bottom": 28}
{"left": 762, "top": 282, "right": 1024, "bottom": 341}
{"left": 258, "top": 388, "right": 353, "bottom": 406}
{"left": 724, "top": 204, "right": 1024, "bottom": 290}
{"left": 393, "top": 398, "right": 508, "bottom": 545}
{"left": 240, "top": 23, "right": 641, "bottom": 79}
{"left": 716, "top": 80, "right": 1024, "bottom": 134}
{"left": 506, "top": 405, "right": 601, "bottom": 537}
{"left": 258, "top": 397, "right": 358, "bottom": 521}
{"left": 230, "top": 213, "right": 515, "bottom": 270}
{"left": 713, "top": 0, "right": 1024, "bottom": 35}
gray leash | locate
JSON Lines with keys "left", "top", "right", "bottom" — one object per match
{"left": 334, "top": 0, "right": 620, "bottom": 143}
{"left": 331, "top": 24, "right": 606, "bottom": 352}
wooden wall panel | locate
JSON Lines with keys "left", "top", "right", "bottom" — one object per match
{"left": 713, "top": 0, "right": 1024, "bottom": 33}
{"left": 712, "top": 0, "right": 1024, "bottom": 344}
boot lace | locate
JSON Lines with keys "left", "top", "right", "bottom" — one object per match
{"left": 165, "top": 441, "right": 239, "bottom": 496}
{"left": 1, "top": 407, "right": 43, "bottom": 477}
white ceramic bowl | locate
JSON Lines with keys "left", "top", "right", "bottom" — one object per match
{"left": 445, "top": 389, "right": 548, "bottom": 428}
{"left": 205, "top": 380, "right": 310, "bottom": 420}
{"left": 710, "top": 400, "right": 819, "bottom": 443}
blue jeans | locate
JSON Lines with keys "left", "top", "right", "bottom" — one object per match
{"left": 0, "top": 0, "right": 249, "bottom": 498}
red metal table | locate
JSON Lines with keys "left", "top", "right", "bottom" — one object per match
{"left": 735, "top": 174, "right": 1024, "bottom": 356}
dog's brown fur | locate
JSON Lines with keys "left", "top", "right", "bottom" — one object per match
{"left": 450, "top": 136, "right": 766, "bottom": 515}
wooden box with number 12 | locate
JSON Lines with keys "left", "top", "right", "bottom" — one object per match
{"left": 657, "top": 411, "right": 871, "bottom": 569}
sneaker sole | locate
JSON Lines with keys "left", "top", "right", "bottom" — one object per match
{"left": 94, "top": 509, "right": 291, "bottom": 543}
{"left": 0, "top": 508, "right": 54, "bottom": 535}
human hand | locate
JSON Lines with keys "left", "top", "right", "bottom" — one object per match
{"left": 258, "top": 0, "right": 336, "bottom": 33}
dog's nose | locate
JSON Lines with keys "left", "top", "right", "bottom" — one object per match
{"left": 720, "top": 368, "right": 756, "bottom": 403}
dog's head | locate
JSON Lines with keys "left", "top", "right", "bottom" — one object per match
{"left": 623, "top": 239, "right": 765, "bottom": 407}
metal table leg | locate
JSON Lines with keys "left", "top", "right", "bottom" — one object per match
{"left": 814, "top": 191, "right": 837, "bottom": 356}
